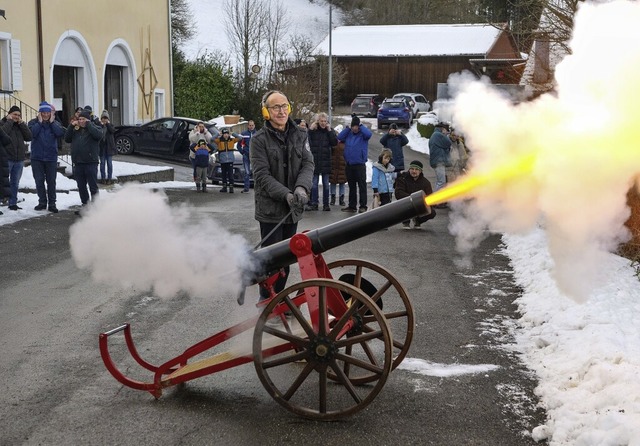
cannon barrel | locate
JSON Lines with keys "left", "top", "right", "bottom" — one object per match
{"left": 251, "top": 190, "right": 429, "bottom": 283}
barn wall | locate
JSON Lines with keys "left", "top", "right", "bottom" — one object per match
{"left": 337, "top": 56, "right": 474, "bottom": 105}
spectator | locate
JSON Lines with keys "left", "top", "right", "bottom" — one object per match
{"left": 191, "top": 139, "right": 212, "bottom": 192}
{"left": 338, "top": 114, "right": 372, "bottom": 213}
{"left": 429, "top": 122, "right": 452, "bottom": 205}
{"left": 394, "top": 160, "right": 436, "bottom": 229}
{"left": 237, "top": 120, "right": 257, "bottom": 193}
{"left": 83, "top": 105, "right": 101, "bottom": 125}
{"left": 446, "top": 127, "right": 470, "bottom": 183}
{"left": 1, "top": 105, "right": 33, "bottom": 210}
{"left": 0, "top": 126, "right": 11, "bottom": 212}
{"left": 329, "top": 139, "right": 347, "bottom": 207}
{"left": 188, "top": 121, "right": 214, "bottom": 181}
{"left": 250, "top": 90, "right": 313, "bottom": 302}
{"left": 294, "top": 118, "right": 307, "bottom": 130}
{"left": 371, "top": 148, "right": 395, "bottom": 207}
{"left": 380, "top": 123, "right": 409, "bottom": 174}
{"left": 306, "top": 112, "right": 338, "bottom": 211}
{"left": 28, "top": 101, "right": 65, "bottom": 213}
{"left": 99, "top": 110, "right": 117, "bottom": 185}
{"left": 64, "top": 108, "right": 102, "bottom": 213}
{"left": 212, "top": 128, "right": 242, "bottom": 193}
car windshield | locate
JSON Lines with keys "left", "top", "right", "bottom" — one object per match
{"left": 381, "top": 102, "right": 405, "bottom": 109}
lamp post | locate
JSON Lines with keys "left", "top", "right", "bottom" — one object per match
{"left": 328, "top": 5, "right": 333, "bottom": 125}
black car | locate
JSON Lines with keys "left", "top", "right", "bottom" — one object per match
{"left": 114, "top": 117, "right": 218, "bottom": 159}
{"left": 208, "top": 150, "right": 253, "bottom": 188}
{"left": 350, "top": 94, "right": 384, "bottom": 117}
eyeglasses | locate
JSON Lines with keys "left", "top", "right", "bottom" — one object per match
{"left": 268, "top": 104, "right": 290, "bottom": 113}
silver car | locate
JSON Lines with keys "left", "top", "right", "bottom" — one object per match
{"left": 392, "top": 93, "right": 431, "bottom": 117}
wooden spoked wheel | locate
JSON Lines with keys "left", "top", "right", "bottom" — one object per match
{"left": 326, "top": 259, "right": 415, "bottom": 383}
{"left": 253, "top": 278, "right": 393, "bottom": 421}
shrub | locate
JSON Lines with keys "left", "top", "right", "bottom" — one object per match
{"left": 417, "top": 122, "right": 435, "bottom": 138}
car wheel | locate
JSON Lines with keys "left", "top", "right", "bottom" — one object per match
{"left": 115, "top": 135, "right": 135, "bottom": 155}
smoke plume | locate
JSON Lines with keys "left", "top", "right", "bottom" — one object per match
{"left": 69, "top": 186, "right": 257, "bottom": 299}
{"left": 448, "top": 1, "right": 640, "bottom": 300}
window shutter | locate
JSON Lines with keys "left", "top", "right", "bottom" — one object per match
{"left": 10, "top": 39, "right": 22, "bottom": 91}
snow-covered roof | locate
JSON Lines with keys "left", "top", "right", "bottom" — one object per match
{"left": 314, "top": 24, "right": 504, "bottom": 57}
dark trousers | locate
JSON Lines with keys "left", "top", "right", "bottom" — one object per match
{"left": 379, "top": 192, "right": 392, "bottom": 206}
{"left": 345, "top": 163, "right": 367, "bottom": 209}
{"left": 221, "top": 163, "right": 234, "bottom": 187}
{"left": 258, "top": 221, "right": 298, "bottom": 301}
{"left": 31, "top": 159, "right": 58, "bottom": 206}
{"left": 74, "top": 163, "right": 99, "bottom": 205}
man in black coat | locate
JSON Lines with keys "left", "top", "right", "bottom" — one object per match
{"left": 306, "top": 112, "right": 338, "bottom": 211}
{"left": 394, "top": 160, "right": 436, "bottom": 229}
{"left": 1, "top": 105, "right": 33, "bottom": 210}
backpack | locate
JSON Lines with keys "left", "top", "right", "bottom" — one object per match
{"left": 194, "top": 146, "right": 210, "bottom": 167}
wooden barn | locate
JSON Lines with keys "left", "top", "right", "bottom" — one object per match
{"left": 313, "top": 24, "right": 525, "bottom": 104}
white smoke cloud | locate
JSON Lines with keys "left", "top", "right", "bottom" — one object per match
{"left": 447, "top": 0, "right": 640, "bottom": 300}
{"left": 69, "top": 185, "right": 258, "bottom": 299}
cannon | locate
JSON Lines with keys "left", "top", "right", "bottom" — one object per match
{"left": 100, "top": 191, "right": 430, "bottom": 421}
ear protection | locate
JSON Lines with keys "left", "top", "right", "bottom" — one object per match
{"left": 261, "top": 90, "right": 291, "bottom": 120}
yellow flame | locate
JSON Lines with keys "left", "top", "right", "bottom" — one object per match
{"left": 425, "top": 152, "right": 537, "bottom": 206}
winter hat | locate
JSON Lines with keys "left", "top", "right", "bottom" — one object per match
{"left": 38, "top": 102, "right": 52, "bottom": 113}
{"left": 197, "top": 139, "right": 207, "bottom": 146}
{"left": 221, "top": 128, "right": 230, "bottom": 134}
{"left": 409, "top": 160, "right": 423, "bottom": 171}
{"left": 101, "top": 110, "right": 110, "bottom": 120}
{"left": 435, "top": 122, "right": 450, "bottom": 131}
{"left": 84, "top": 105, "right": 93, "bottom": 112}
{"left": 79, "top": 110, "right": 92, "bottom": 120}
{"left": 389, "top": 123, "right": 398, "bottom": 130}
{"left": 8, "top": 105, "right": 21, "bottom": 114}
{"left": 350, "top": 115, "right": 360, "bottom": 128}
{"left": 75, "top": 107, "right": 83, "bottom": 113}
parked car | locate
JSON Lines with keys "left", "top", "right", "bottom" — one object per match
{"left": 207, "top": 150, "right": 253, "bottom": 188}
{"left": 114, "top": 117, "right": 218, "bottom": 160}
{"left": 350, "top": 94, "right": 384, "bottom": 117}
{"left": 377, "top": 98, "right": 413, "bottom": 128}
{"left": 392, "top": 93, "right": 431, "bottom": 117}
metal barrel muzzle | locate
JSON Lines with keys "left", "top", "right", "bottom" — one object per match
{"left": 250, "top": 190, "right": 429, "bottom": 283}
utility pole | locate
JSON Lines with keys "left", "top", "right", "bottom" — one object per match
{"left": 328, "top": 5, "right": 333, "bottom": 125}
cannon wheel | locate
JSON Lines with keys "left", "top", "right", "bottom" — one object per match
{"left": 326, "top": 259, "right": 415, "bottom": 383}
{"left": 253, "top": 278, "right": 393, "bottom": 421}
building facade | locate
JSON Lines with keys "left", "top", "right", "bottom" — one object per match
{"left": 0, "top": 0, "right": 172, "bottom": 126}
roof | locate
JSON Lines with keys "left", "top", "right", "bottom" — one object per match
{"left": 314, "top": 24, "right": 505, "bottom": 57}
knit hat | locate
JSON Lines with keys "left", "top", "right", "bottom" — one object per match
{"left": 79, "top": 110, "right": 92, "bottom": 120}
{"left": 84, "top": 105, "right": 93, "bottom": 112}
{"left": 221, "top": 128, "right": 230, "bottom": 134}
{"left": 38, "top": 102, "right": 52, "bottom": 113}
{"left": 197, "top": 139, "right": 207, "bottom": 146}
{"left": 408, "top": 160, "right": 423, "bottom": 171}
{"left": 101, "top": 110, "right": 110, "bottom": 120}
{"left": 389, "top": 123, "right": 398, "bottom": 130}
{"left": 8, "top": 105, "right": 20, "bottom": 114}
{"left": 350, "top": 115, "right": 360, "bottom": 128}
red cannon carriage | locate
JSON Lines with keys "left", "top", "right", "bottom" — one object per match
{"left": 100, "top": 191, "right": 431, "bottom": 420}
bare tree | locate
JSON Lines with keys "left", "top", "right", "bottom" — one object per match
{"left": 223, "top": 0, "right": 268, "bottom": 98}
{"left": 263, "top": 1, "right": 291, "bottom": 86}
{"left": 170, "top": 0, "right": 194, "bottom": 48}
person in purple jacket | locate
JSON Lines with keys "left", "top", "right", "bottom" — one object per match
{"left": 337, "top": 114, "right": 372, "bottom": 213}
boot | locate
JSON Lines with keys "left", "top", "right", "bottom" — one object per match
{"left": 220, "top": 186, "right": 227, "bottom": 193}
{"left": 202, "top": 183, "right": 207, "bottom": 193}
{"left": 229, "top": 186, "right": 234, "bottom": 194}
{"left": 196, "top": 183, "right": 201, "bottom": 192}
{"left": 339, "top": 195, "right": 345, "bottom": 206}
{"left": 330, "top": 194, "right": 336, "bottom": 205}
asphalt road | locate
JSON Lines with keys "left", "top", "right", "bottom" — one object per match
{"left": 0, "top": 129, "right": 546, "bottom": 445}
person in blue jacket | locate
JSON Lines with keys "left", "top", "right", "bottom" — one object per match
{"left": 429, "top": 122, "right": 452, "bottom": 193}
{"left": 337, "top": 114, "right": 372, "bottom": 213}
{"left": 371, "top": 148, "right": 395, "bottom": 207}
{"left": 28, "top": 101, "right": 65, "bottom": 212}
